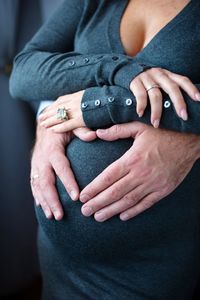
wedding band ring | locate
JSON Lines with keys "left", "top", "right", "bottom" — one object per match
{"left": 145, "top": 84, "right": 160, "bottom": 93}
{"left": 30, "top": 174, "right": 39, "bottom": 184}
{"left": 56, "top": 107, "right": 69, "bottom": 121}
{"left": 32, "top": 174, "right": 39, "bottom": 179}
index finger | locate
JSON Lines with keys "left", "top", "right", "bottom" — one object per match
{"left": 50, "top": 152, "right": 80, "bottom": 201}
{"left": 80, "top": 158, "right": 127, "bottom": 203}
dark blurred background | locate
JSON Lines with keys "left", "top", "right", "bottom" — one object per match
{"left": 0, "top": 1, "right": 62, "bottom": 299}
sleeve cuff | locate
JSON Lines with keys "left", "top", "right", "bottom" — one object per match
{"left": 114, "top": 61, "right": 155, "bottom": 90}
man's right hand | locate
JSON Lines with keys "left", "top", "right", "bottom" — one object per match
{"left": 31, "top": 122, "right": 96, "bottom": 221}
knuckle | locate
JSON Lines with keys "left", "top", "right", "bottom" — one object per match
{"left": 55, "top": 162, "right": 68, "bottom": 174}
{"left": 40, "top": 178, "right": 51, "bottom": 189}
{"left": 169, "top": 82, "right": 178, "bottom": 91}
{"left": 102, "top": 172, "right": 113, "bottom": 185}
{"left": 154, "top": 67, "right": 164, "bottom": 74}
{"left": 143, "top": 201, "right": 153, "bottom": 210}
{"left": 57, "top": 96, "right": 64, "bottom": 103}
{"left": 124, "top": 195, "right": 135, "bottom": 206}
{"left": 111, "top": 186, "right": 121, "bottom": 199}
{"left": 113, "top": 124, "right": 122, "bottom": 135}
{"left": 181, "top": 76, "right": 190, "bottom": 83}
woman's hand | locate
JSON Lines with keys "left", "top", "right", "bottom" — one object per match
{"left": 38, "top": 90, "right": 85, "bottom": 133}
{"left": 80, "top": 122, "right": 200, "bottom": 222}
{"left": 130, "top": 68, "right": 200, "bottom": 128}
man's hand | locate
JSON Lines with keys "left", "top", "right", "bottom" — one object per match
{"left": 80, "top": 122, "right": 200, "bottom": 222}
{"left": 31, "top": 122, "right": 96, "bottom": 221}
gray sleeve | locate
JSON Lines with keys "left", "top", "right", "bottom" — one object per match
{"left": 81, "top": 84, "right": 200, "bottom": 135}
{"left": 9, "top": 0, "right": 153, "bottom": 101}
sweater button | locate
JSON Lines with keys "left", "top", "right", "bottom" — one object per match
{"left": 82, "top": 102, "right": 88, "bottom": 109}
{"left": 108, "top": 97, "right": 115, "bottom": 103}
{"left": 125, "top": 98, "right": 133, "bottom": 106}
{"left": 69, "top": 60, "right": 75, "bottom": 66}
{"left": 164, "top": 100, "right": 171, "bottom": 108}
{"left": 84, "top": 58, "right": 90, "bottom": 63}
{"left": 95, "top": 99, "right": 101, "bottom": 106}
{"left": 112, "top": 56, "right": 119, "bottom": 61}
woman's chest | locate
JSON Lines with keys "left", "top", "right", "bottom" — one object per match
{"left": 75, "top": 0, "right": 200, "bottom": 82}
{"left": 119, "top": 0, "right": 191, "bottom": 57}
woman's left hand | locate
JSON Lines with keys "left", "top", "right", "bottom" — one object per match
{"left": 39, "top": 90, "right": 85, "bottom": 133}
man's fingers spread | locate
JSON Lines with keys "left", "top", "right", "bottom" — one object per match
{"left": 81, "top": 174, "right": 140, "bottom": 217}
{"left": 80, "top": 158, "right": 127, "bottom": 202}
{"left": 120, "top": 192, "right": 162, "bottom": 221}
{"left": 41, "top": 181, "right": 64, "bottom": 221}
{"left": 94, "top": 184, "right": 147, "bottom": 222}
{"left": 33, "top": 185, "right": 53, "bottom": 219}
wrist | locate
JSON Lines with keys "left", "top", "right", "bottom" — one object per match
{"left": 189, "top": 135, "right": 200, "bottom": 161}
{"left": 165, "top": 130, "right": 200, "bottom": 162}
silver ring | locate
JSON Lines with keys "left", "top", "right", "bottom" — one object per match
{"left": 56, "top": 107, "right": 69, "bottom": 121}
{"left": 145, "top": 84, "right": 160, "bottom": 93}
{"left": 30, "top": 174, "right": 39, "bottom": 184}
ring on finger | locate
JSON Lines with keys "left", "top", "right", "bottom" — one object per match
{"left": 56, "top": 107, "right": 69, "bottom": 121}
{"left": 30, "top": 174, "right": 39, "bottom": 185}
{"left": 145, "top": 84, "right": 160, "bottom": 93}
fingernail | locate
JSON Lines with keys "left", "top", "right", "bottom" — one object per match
{"left": 54, "top": 211, "right": 62, "bottom": 221}
{"left": 80, "top": 194, "right": 90, "bottom": 203}
{"left": 153, "top": 119, "right": 160, "bottom": 128}
{"left": 70, "top": 190, "right": 78, "bottom": 201}
{"left": 82, "top": 206, "right": 93, "bottom": 216}
{"left": 137, "top": 110, "right": 144, "bottom": 118}
{"left": 97, "top": 129, "right": 107, "bottom": 135}
{"left": 195, "top": 93, "right": 200, "bottom": 101}
{"left": 180, "top": 108, "right": 188, "bottom": 121}
{"left": 45, "top": 210, "right": 52, "bottom": 219}
{"left": 120, "top": 213, "right": 129, "bottom": 221}
{"left": 95, "top": 212, "right": 106, "bottom": 222}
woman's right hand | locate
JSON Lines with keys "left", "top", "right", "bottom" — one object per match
{"left": 130, "top": 68, "right": 200, "bottom": 128}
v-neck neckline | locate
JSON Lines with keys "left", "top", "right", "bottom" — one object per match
{"left": 108, "top": 0, "right": 196, "bottom": 58}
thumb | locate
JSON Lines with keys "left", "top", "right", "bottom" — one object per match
{"left": 96, "top": 122, "right": 147, "bottom": 141}
{"left": 73, "top": 127, "right": 97, "bottom": 142}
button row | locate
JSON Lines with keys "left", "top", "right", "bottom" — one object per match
{"left": 68, "top": 55, "right": 108, "bottom": 68}
{"left": 68, "top": 58, "right": 91, "bottom": 67}
{"left": 82, "top": 97, "right": 135, "bottom": 110}
{"left": 68, "top": 55, "right": 123, "bottom": 68}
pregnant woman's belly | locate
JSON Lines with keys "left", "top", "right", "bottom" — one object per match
{"left": 36, "top": 138, "right": 200, "bottom": 300}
